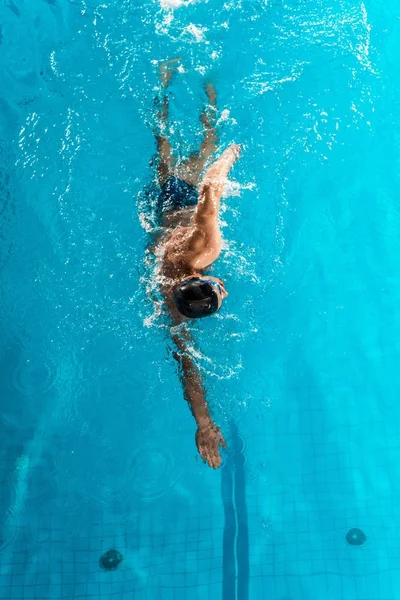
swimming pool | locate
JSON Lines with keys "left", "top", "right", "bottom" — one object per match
{"left": 0, "top": 0, "right": 399, "bottom": 598}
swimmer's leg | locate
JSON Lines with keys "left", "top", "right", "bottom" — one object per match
{"left": 155, "top": 97, "right": 173, "bottom": 186}
{"left": 199, "top": 83, "right": 218, "bottom": 161}
{"left": 175, "top": 83, "right": 218, "bottom": 187}
{"left": 155, "top": 59, "right": 181, "bottom": 186}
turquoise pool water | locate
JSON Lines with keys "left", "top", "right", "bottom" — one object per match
{"left": 0, "top": 0, "right": 399, "bottom": 598}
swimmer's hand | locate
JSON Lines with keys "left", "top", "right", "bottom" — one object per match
{"left": 196, "top": 423, "right": 226, "bottom": 469}
{"left": 229, "top": 143, "right": 241, "bottom": 159}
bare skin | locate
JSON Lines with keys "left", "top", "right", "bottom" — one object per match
{"left": 152, "top": 59, "right": 240, "bottom": 468}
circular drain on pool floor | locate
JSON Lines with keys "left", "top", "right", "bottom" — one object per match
{"left": 129, "top": 445, "right": 179, "bottom": 502}
{"left": 346, "top": 528, "right": 367, "bottom": 546}
{"left": 100, "top": 549, "right": 123, "bottom": 571}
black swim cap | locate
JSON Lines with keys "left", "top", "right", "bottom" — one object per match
{"left": 174, "top": 278, "right": 219, "bottom": 319}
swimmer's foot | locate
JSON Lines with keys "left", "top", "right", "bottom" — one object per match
{"left": 159, "top": 57, "right": 182, "bottom": 89}
{"left": 200, "top": 83, "right": 217, "bottom": 134}
{"left": 204, "top": 82, "right": 217, "bottom": 107}
{"left": 195, "top": 423, "right": 226, "bottom": 469}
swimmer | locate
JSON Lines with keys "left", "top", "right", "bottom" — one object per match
{"left": 150, "top": 58, "right": 241, "bottom": 468}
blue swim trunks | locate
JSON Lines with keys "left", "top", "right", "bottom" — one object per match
{"left": 157, "top": 177, "right": 198, "bottom": 214}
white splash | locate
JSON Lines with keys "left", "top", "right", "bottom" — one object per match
{"left": 160, "top": 0, "right": 197, "bottom": 8}
{"left": 217, "top": 109, "right": 237, "bottom": 126}
{"left": 354, "top": 2, "right": 375, "bottom": 73}
{"left": 184, "top": 23, "right": 207, "bottom": 42}
{"left": 223, "top": 180, "right": 255, "bottom": 198}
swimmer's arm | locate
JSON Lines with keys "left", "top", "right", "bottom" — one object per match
{"left": 171, "top": 331, "right": 213, "bottom": 430}
{"left": 193, "top": 144, "right": 241, "bottom": 231}
{"left": 171, "top": 328, "right": 226, "bottom": 468}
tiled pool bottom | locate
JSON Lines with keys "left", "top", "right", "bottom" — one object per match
{"left": 0, "top": 412, "right": 396, "bottom": 600}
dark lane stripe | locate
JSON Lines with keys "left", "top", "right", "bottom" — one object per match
{"left": 221, "top": 422, "right": 249, "bottom": 600}
{"left": 221, "top": 447, "right": 236, "bottom": 600}
{"left": 231, "top": 422, "right": 249, "bottom": 600}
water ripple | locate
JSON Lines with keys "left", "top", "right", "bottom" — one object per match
{"left": 10, "top": 355, "right": 57, "bottom": 396}
{"left": 128, "top": 444, "right": 180, "bottom": 503}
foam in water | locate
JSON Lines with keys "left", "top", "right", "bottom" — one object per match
{"left": 184, "top": 23, "right": 208, "bottom": 43}
{"left": 160, "top": 0, "right": 198, "bottom": 8}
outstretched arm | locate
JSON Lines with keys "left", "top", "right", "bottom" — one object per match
{"left": 171, "top": 325, "right": 226, "bottom": 468}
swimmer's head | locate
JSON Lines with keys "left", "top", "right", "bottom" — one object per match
{"left": 174, "top": 276, "right": 228, "bottom": 319}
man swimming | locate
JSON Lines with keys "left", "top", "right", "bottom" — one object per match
{"left": 150, "top": 59, "right": 241, "bottom": 468}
